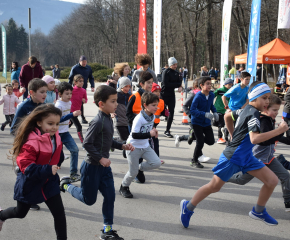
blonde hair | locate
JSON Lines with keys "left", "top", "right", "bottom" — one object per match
{"left": 114, "top": 62, "right": 130, "bottom": 77}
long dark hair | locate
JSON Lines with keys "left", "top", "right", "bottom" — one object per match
{"left": 10, "top": 62, "right": 19, "bottom": 71}
{"left": 10, "top": 104, "right": 62, "bottom": 166}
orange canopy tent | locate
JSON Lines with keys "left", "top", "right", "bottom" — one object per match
{"left": 235, "top": 38, "right": 290, "bottom": 64}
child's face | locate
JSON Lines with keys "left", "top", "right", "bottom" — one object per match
{"left": 152, "top": 90, "right": 160, "bottom": 98}
{"left": 60, "top": 89, "right": 72, "bottom": 102}
{"left": 241, "top": 77, "right": 250, "bottom": 86}
{"left": 13, "top": 82, "right": 19, "bottom": 89}
{"left": 140, "top": 79, "right": 153, "bottom": 92}
{"left": 47, "top": 81, "right": 55, "bottom": 91}
{"left": 75, "top": 79, "right": 84, "bottom": 88}
{"left": 121, "top": 85, "right": 131, "bottom": 94}
{"left": 144, "top": 101, "right": 159, "bottom": 115}
{"left": 100, "top": 94, "right": 118, "bottom": 115}
{"left": 200, "top": 80, "right": 212, "bottom": 92}
{"left": 224, "top": 83, "right": 233, "bottom": 89}
{"left": 7, "top": 87, "right": 13, "bottom": 95}
{"left": 30, "top": 86, "right": 48, "bottom": 104}
{"left": 264, "top": 104, "right": 280, "bottom": 120}
{"left": 37, "top": 114, "right": 60, "bottom": 137}
{"left": 123, "top": 66, "right": 131, "bottom": 76}
{"left": 251, "top": 93, "right": 270, "bottom": 112}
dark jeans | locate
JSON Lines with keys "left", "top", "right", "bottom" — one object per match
{"left": 116, "top": 126, "right": 130, "bottom": 142}
{"left": 59, "top": 132, "right": 79, "bottom": 174}
{"left": 3, "top": 114, "right": 14, "bottom": 127}
{"left": 69, "top": 116, "right": 82, "bottom": 132}
{"left": 192, "top": 124, "right": 215, "bottom": 162}
{"left": 68, "top": 160, "right": 115, "bottom": 225}
{"left": 0, "top": 194, "right": 67, "bottom": 240}
{"left": 162, "top": 95, "right": 176, "bottom": 132}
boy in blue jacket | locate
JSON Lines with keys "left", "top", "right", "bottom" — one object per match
{"left": 190, "top": 77, "right": 219, "bottom": 168}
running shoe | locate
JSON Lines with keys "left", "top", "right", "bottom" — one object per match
{"left": 70, "top": 173, "right": 81, "bottom": 183}
{"left": 180, "top": 199, "right": 194, "bottom": 228}
{"left": 174, "top": 135, "right": 180, "bottom": 147}
{"left": 100, "top": 229, "right": 124, "bottom": 240}
{"left": 217, "top": 138, "right": 226, "bottom": 144}
{"left": 164, "top": 131, "right": 173, "bottom": 138}
{"left": 249, "top": 207, "right": 278, "bottom": 226}
{"left": 119, "top": 185, "right": 133, "bottom": 198}
{"left": 198, "top": 155, "right": 210, "bottom": 163}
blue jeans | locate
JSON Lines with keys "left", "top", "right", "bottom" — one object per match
{"left": 59, "top": 132, "right": 79, "bottom": 174}
{"left": 67, "top": 160, "right": 115, "bottom": 225}
{"left": 183, "top": 78, "right": 186, "bottom": 85}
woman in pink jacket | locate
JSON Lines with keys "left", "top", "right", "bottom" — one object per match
{"left": 0, "top": 84, "right": 21, "bottom": 131}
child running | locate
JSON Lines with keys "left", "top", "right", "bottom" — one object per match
{"left": 55, "top": 82, "right": 82, "bottom": 182}
{"left": 0, "top": 104, "right": 67, "bottom": 239}
{"left": 69, "top": 74, "right": 87, "bottom": 143}
{"left": 180, "top": 82, "right": 289, "bottom": 228}
{"left": 0, "top": 84, "right": 21, "bottom": 131}
{"left": 59, "top": 85, "right": 134, "bottom": 240}
{"left": 120, "top": 92, "right": 161, "bottom": 198}
{"left": 42, "top": 75, "right": 56, "bottom": 104}
{"left": 12, "top": 80, "right": 25, "bottom": 106}
{"left": 228, "top": 94, "right": 290, "bottom": 211}
{"left": 189, "top": 77, "right": 218, "bottom": 168}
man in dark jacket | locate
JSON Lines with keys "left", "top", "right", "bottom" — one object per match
{"left": 19, "top": 56, "right": 43, "bottom": 99}
{"left": 69, "top": 55, "right": 95, "bottom": 123}
{"left": 53, "top": 64, "right": 61, "bottom": 79}
{"left": 161, "top": 57, "right": 182, "bottom": 138}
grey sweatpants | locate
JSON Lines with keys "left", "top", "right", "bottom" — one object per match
{"left": 122, "top": 146, "right": 161, "bottom": 187}
{"left": 228, "top": 158, "right": 290, "bottom": 202}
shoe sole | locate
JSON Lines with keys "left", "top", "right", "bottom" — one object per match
{"left": 217, "top": 142, "right": 226, "bottom": 144}
{"left": 29, "top": 207, "right": 40, "bottom": 211}
{"left": 285, "top": 208, "right": 290, "bottom": 212}
{"left": 119, "top": 191, "right": 133, "bottom": 198}
{"left": 180, "top": 199, "right": 188, "bottom": 228}
{"left": 164, "top": 135, "right": 173, "bottom": 138}
{"left": 249, "top": 211, "right": 278, "bottom": 226}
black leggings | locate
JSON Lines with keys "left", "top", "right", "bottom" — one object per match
{"left": 116, "top": 126, "right": 130, "bottom": 142}
{"left": 81, "top": 102, "right": 84, "bottom": 119}
{"left": 3, "top": 114, "right": 14, "bottom": 127}
{"left": 69, "top": 116, "right": 82, "bottom": 132}
{"left": 192, "top": 124, "right": 215, "bottom": 162}
{"left": 0, "top": 194, "right": 67, "bottom": 240}
{"left": 162, "top": 95, "right": 175, "bottom": 132}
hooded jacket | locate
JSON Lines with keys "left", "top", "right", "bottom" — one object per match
{"left": 0, "top": 93, "right": 21, "bottom": 115}
{"left": 44, "top": 90, "right": 56, "bottom": 104}
{"left": 11, "top": 67, "right": 21, "bottom": 82}
{"left": 14, "top": 128, "right": 62, "bottom": 204}
{"left": 19, "top": 61, "right": 44, "bottom": 88}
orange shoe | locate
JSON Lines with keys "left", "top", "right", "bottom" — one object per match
{"left": 217, "top": 138, "right": 226, "bottom": 144}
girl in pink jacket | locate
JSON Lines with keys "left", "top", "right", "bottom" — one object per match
{"left": 0, "top": 84, "right": 21, "bottom": 131}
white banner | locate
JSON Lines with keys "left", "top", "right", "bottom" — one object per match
{"left": 153, "top": 0, "right": 162, "bottom": 75}
{"left": 220, "top": 0, "right": 233, "bottom": 86}
{"left": 278, "top": 0, "right": 290, "bottom": 29}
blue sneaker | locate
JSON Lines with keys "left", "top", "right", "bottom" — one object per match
{"left": 249, "top": 207, "right": 278, "bottom": 226}
{"left": 180, "top": 199, "right": 194, "bottom": 228}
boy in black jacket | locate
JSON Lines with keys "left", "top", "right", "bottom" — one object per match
{"left": 60, "top": 85, "right": 134, "bottom": 240}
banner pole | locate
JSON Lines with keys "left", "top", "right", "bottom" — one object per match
{"left": 28, "top": 8, "right": 31, "bottom": 57}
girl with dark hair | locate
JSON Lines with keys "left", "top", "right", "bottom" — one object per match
{"left": 10, "top": 62, "right": 21, "bottom": 83}
{"left": 0, "top": 104, "right": 67, "bottom": 239}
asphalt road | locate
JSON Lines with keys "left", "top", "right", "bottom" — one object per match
{"left": 0, "top": 84, "right": 289, "bottom": 240}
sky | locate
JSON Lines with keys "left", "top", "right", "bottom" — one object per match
{"left": 59, "top": 0, "right": 87, "bottom": 3}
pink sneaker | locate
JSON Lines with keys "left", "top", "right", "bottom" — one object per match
{"left": 161, "top": 160, "right": 165, "bottom": 164}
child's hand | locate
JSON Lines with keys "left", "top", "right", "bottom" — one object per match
{"left": 73, "top": 110, "right": 82, "bottom": 117}
{"left": 99, "top": 157, "right": 111, "bottom": 167}
{"left": 122, "top": 143, "right": 135, "bottom": 151}
{"left": 279, "top": 120, "right": 289, "bottom": 132}
{"left": 21, "top": 88, "right": 26, "bottom": 93}
{"left": 111, "top": 113, "right": 116, "bottom": 118}
{"left": 82, "top": 98, "right": 86, "bottom": 103}
{"left": 150, "top": 128, "right": 157, "bottom": 137}
{"left": 52, "top": 165, "right": 58, "bottom": 175}
{"left": 154, "top": 129, "right": 158, "bottom": 138}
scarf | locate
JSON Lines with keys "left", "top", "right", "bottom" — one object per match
{"left": 141, "top": 109, "right": 154, "bottom": 123}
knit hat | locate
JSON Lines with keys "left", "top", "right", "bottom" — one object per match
{"left": 79, "top": 55, "right": 87, "bottom": 61}
{"left": 151, "top": 83, "right": 161, "bottom": 93}
{"left": 42, "top": 75, "right": 55, "bottom": 84}
{"left": 168, "top": 57, "right": 177, "bottom": 67}
{"left": 117, "top": 77, "right": 131, "bottom": 92}
{"left": 223, "top": 78, "right": 234, "bottom": 85}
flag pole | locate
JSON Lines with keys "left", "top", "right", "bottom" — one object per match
{"left": 28, "top": 8, "right": 31, "bottom": 57}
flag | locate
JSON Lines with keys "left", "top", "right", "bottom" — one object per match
{"left": 138, "top": 0, "right": 147, "bottom": 56}
{"left": 153, "top": 0, "right": 162, "bottom": 75}
{"left": 278, "top": 0, "right": 290, "bottom": 29}
{"left": 1, "top": 24, "right": 7, "bottom": 80}
{"left": 246, "top": 0, "right": 261, "bottom": 84}
{"left": 220, "top": 0, "right": 233, "bottom": 87}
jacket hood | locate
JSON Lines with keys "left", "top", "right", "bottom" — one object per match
{"left": 27, "top": 128, "right": 57, "bottom": 142}
{"left": 25, "top": 61, "right": 41, "bottom": 68}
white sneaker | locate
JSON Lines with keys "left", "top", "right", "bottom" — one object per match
{"left": 175, "top": 135, "right": 180, "bottom": 148}
{"left": 64, "top": 154, "right": 70, "bottom": 160}
{"left": 198, "top": 155, "right": 210, "bottom": 163}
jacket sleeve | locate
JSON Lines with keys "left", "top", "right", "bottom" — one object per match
{"left": 151, "top": 71, "right": 158, "bottom": 83}
{"left": 88, "top": 68, "right": 95, "bottom": 88}
{"left": 126, "top": 95, "right": 137, "bottom": 124}
{"left": 68, "top": 67, "right": 75, "bottom": 85}
{"left": 210, "top": 95, "right": 217, "bottom": 113}
{"left": 279, "top": 136, "right": 290, "bottom": 145}
{"left": 132, "top": 132, "right": 151, "bottom": 139}
{"left": 284, "top": 88, "right": 290, "bottom": 102}
{"left": 17, "top": 144, "right": 53, "bottom": 180}
{"left": 19, "top": 67, "right": 25, "bottom": 88}
{"left": 131, "top": 71, "right": 137, "bottom": 82}
{"left": 60, "top": 113, "right": 73, "bottom": 123}
{"left": 190, "top": 96, "right": 206, "bottom": 118}
{"left": 162, "top": 70, "right": 181, "bottom": 88}
{"left": 183, "top": 94, "right": 194, "bottom": 116}
{"left": 111, "top": 140, "right": 123, "bottom": 150}
{"left": 0, "top": 98, "right": 4, "bottom": 105}
{"left": 83, "top": 120, "right": 103, "bottom": 162}
{"left": 259, "top": 118, "right": 284, "bottom": 145}
{"left": 84, "top": 90, "right": 88, "bottom": 103}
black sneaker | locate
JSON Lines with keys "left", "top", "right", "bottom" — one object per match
{"left": 82, "top": 118, "right": 88, "bottom": 124}
{"left": 285, "top": 201, "right": 290, "bottom": 212}
{"left": 100, "top": 230, "right": 124, "bottom": 240}
{"left": 119, "top": 185, "right": 133, "bottom": 198}
{"left": 187, "top": 129, "right": 195, "bottom": 145}
{"left": 164, "top": 131, "right": 173, "bottom": 138}
{"left": 30, "top": 204, "right": 40, "bottom": 211}
{"left": 60, "top": 176, "right": 71, "bottom": 192}
{"left": 0, "top": 124, "right": 5, "bottom": 131}
{"left": 136, "top": 170, "right": 145, "bottom": 183}
{"left": 70, "top": 173, "right": 81, "bottom": 183}
{"left": 190, "top": 161, "right": 204, "bottom": 168}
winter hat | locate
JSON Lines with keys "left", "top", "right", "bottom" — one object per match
{"left": 117, "top": 77, "right": 131, "bottom": 92}
{"left": 54, "top": 79, "right": 61, "bottom": 86}
{"left": 151, "top": 83, "right": 161, "bottom": 93}
{"left": 168, "top": 57, "right": 177, "bottom": 67}
{"left": 223, "top": 78, "right": 234, "bottom": 86}
{"left": 79, "top": 55, "right": 87, "bottom": 61}
{"left": 42, "top": 75, "right": 55, "bottom": 84}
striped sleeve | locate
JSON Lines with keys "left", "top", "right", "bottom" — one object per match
{"left": 248, "top": 113, "right": 260, "bottom": 133}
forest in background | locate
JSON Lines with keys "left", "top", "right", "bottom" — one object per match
{"left": 0, "top": 0, "right": 289, "bottom": 79}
